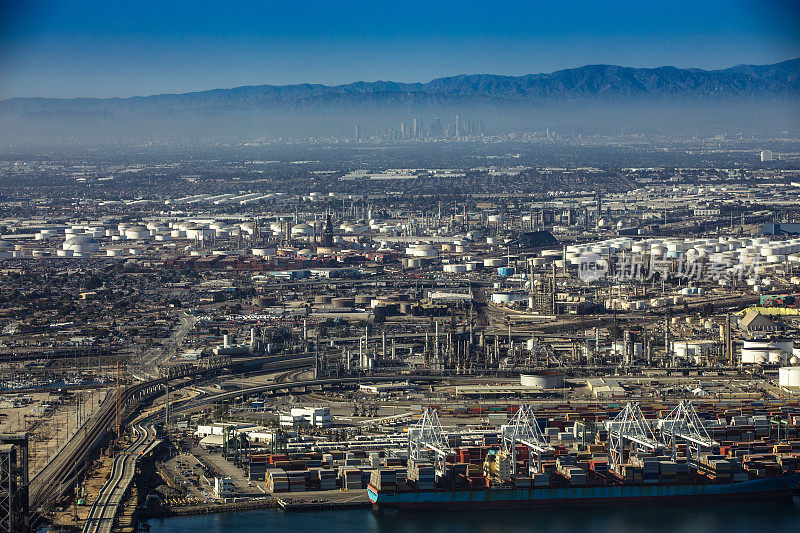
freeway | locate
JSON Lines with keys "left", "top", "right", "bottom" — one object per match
{"left": 173, "top": 374, "right": 447, "bottom": 412}
{"left": 82, "top": 424, "right": 156, "bottom": 533}
{"left": 29, "top": 351, "right": 318, "bottom": 514}
{"left": 28, "top": 352, "right": 319, "bottom": 516}
{"left": 29, "top": 378, "right": 167, "bottom": 514}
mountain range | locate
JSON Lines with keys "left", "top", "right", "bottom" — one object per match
{"left": 1, "top": 59, "right": 798, "bottom": 145}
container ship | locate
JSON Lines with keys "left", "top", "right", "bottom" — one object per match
{"left": 368, "top": 403, "right": 800, "bottom": 511}
{"left": 368, "top": 472, "right": 800, "bottom": 510}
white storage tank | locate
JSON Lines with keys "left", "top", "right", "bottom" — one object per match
{"left": 403, "top": 257, "right": 423, "bottom": 269}
{"left": 252, "top": 248, "right": 276, "bottom": 257}
{"left": 491, "top": 293, "right": 526, "bottom": 305}
{"left": 62, "top": 235, "right": 100, "bottom": 254}
{"left": 291, "top": 223, "right": 314, "bottom": 237}
{"left": 124, "top": 225, "right": 151, "bottom": 240}
{"left": 443, "top": 264, "right": 467, "bottom": 274}
{"left": 406, "top": 244, "right": 438, "bottom": 258}
{"left": 520, "top": 372, "right": 564, "bottom": 389}
{"left": 768, "top": 350, "right": 786, "bottom": 365}
{"left": 741, "top": 340, "right": 787, "bottom": 364}
{"left": 779, "top": 367, "right": 800, "bottom": 388}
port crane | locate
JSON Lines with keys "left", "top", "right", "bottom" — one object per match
{"left": 608, "top": 402, "right": 661, "bottom": 469}
{"left": 501, "top": 406, "right": 554, "bottom": 475}
{"left": 660, "top": 399, "right": 716, "bottom": 464}
{"left": 408, "top": 408, "right": 453, "bottom": 480}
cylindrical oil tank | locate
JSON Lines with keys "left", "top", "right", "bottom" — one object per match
{"left": 491, "top": 292, "right": 525, "bottom": 304}
{"left": 741, "top": 341, "right": 774, "bottom": 364}
{"left": 355, "top": 294, "right": 374, "bottom": 306}
{"left": 444, "top": 264, "right": 468, "bottom": 273}
{"left": 520, "top": 371, "right": 564, "bottom": 389}
{"left": 331, "top": 297, "right": 355, "bottom": 308}
{"left": 252, "top": 296, "right": 274, "bottom": 307}
{"left": 768, "top": 350, "right": 786, "bottom": 365}
{"left": 779, "top": 366, "right": 800, "bottom": 387}
{"left": 252, "top": 248, "right": 276, "bottom": 257}
{"left": 315, "top": 295, "right": 333, "bottom": 304}
{"left": 403, "top": 257, "right": 423, "bottom": 269}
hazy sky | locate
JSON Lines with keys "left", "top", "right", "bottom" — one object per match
{"left": 1, "top": 0, "right": 798, "bottom": 99}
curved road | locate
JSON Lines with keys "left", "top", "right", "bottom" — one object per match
{"left": 82, "top": 424, "right": 155, "bottom": 533}
{"left": 174, "top": 374, "right": 446, "bottom": 412}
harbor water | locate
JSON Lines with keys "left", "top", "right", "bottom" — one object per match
{"left": 147, "top": 496, "right": 800, "bottom": 533}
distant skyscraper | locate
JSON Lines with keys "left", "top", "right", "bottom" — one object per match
{"left": 354, "top": 124, "right": 360, "bottom": 141}
{"left": 412, "top": 118, "right": 418, "bottom": 138}
{"left": 431, "top": 117, "right": 443, "bottom": 137}
{"left": 455, "top": 114, "right": 461, "bottom": 138}
{"left": 761, "top": 150, "right": 774, "bottom": 162}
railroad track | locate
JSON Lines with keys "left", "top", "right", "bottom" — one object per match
{"left": 82, "top": 423, "right": 155, "bottom": 533}
{"left": 29, "top": 380, "right": 162, "bottom": 515}
{"left": 29, "top": 355, "right": 314, "bottom": 514}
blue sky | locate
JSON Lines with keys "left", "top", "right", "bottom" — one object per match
{"left": 1, "top": 0, "right": 798, "bottom": 98}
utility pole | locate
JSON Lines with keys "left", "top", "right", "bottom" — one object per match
{"left": 164, "top": 384, "right": 170, "bottom": 426}
{"left": 726, "top": 312, "right": 734, "bottom": 367}
{"left": 116, "top": 361, "right": 122, "bottom": 439}
{"left": 644, "top": 307, "right": 650, "bottom": 365}
{"left": 665, "top": 317, "right": 673, "bottom": 368}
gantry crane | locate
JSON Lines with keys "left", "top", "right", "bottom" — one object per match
{"left": 407, "top": 408, "right": 452, "bottom": 479}
{"left": 660, "top": 399, "right": 716, "bottom": 465}
{"left": 608, "top": 402, "right": 661, "bottom": 469}
{"left": 500, "top": 406, "right": 554, "bottom": 475}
